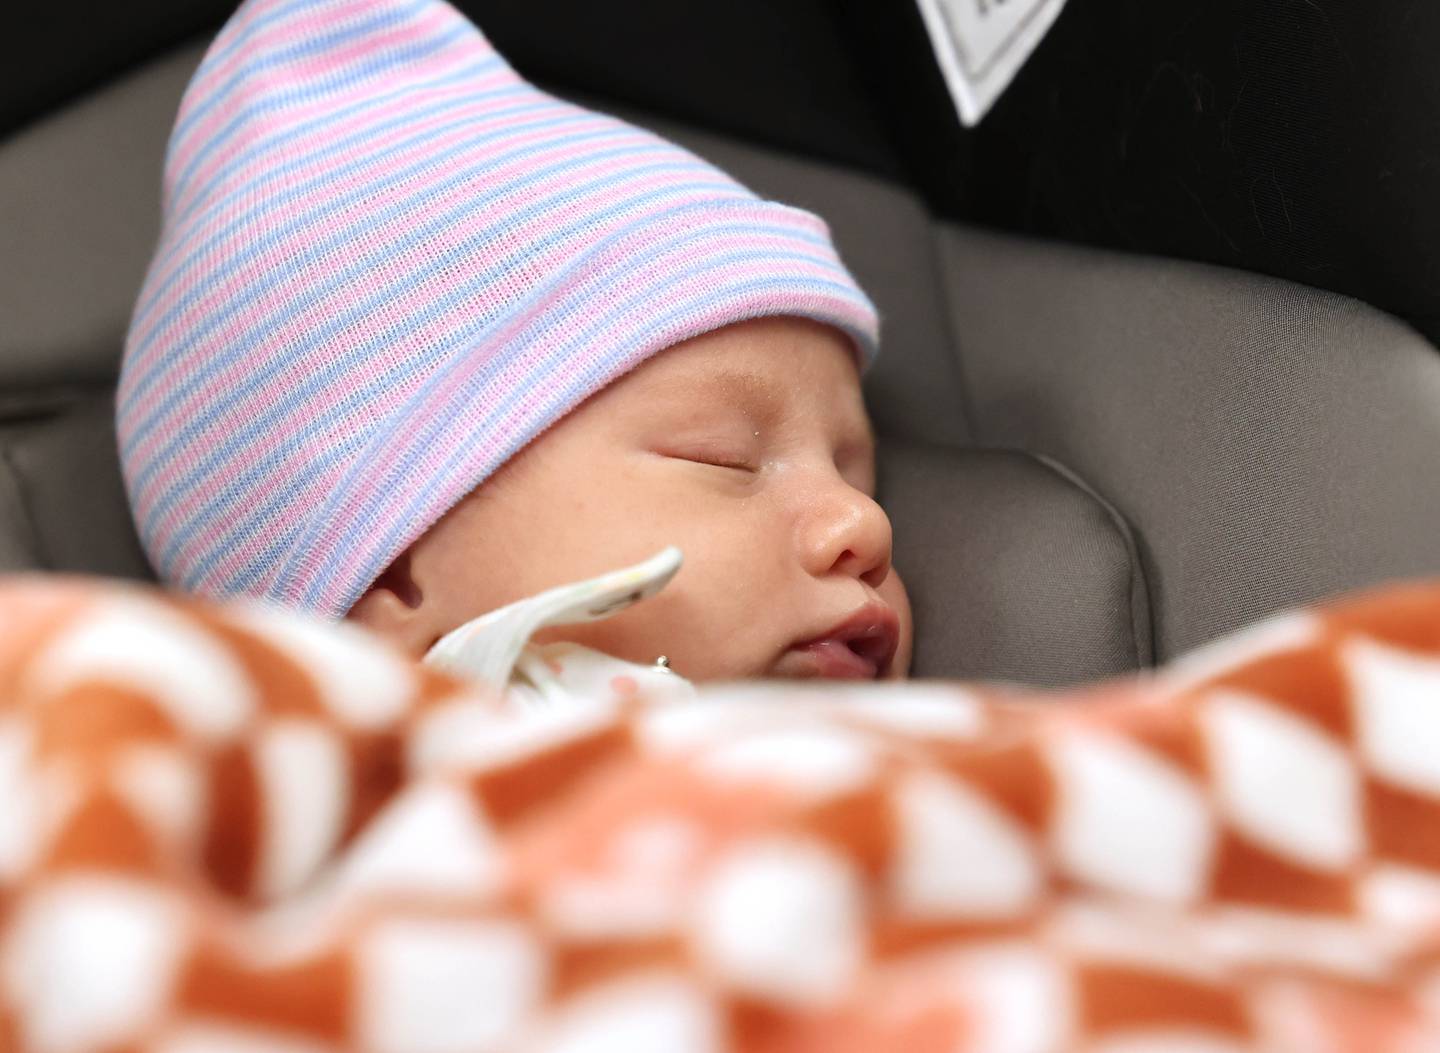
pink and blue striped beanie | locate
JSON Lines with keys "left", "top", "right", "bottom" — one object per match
{"left": 116, "top": 0, "right": 879, "bottom": 618}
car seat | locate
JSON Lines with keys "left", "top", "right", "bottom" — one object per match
{"left": 3, "top": 0, "right": 1438, "bottom": 687}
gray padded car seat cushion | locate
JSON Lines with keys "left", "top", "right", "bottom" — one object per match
{"left": 939, "top": 226, "right": 1440, "bottom": 660}
{"left": 880, "top": 439, "right": 1151, "bottom": 685}
{"left": 0, "top": 397, "right": 153, "bottom": 580}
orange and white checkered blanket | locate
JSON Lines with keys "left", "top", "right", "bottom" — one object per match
{"left": 5, "top": 574, "right": 1440, "bottom": 1052}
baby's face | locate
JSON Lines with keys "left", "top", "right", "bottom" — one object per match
{"left": 350, "top": 316, "right": 912, "bottom": 681}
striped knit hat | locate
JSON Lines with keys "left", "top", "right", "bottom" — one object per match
{"left": 116, "top": 0, "right": 879, "bottom": 618}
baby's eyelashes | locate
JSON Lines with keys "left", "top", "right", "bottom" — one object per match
{"left": 668, "top": 451, "right": 760, "bottom": 474}
{"left": 653, "top": 433, "right": 764, "bottom": 474}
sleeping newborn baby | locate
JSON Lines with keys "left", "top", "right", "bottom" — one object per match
{"left": 365, "top": 314, "right": 913, "bottom": 699}
{"left": 115, "top": 0, "right": 911, "bottom": 692}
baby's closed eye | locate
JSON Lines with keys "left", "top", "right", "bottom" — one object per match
{"left": 658, "top": 444, "right": 761, "bottom": 474}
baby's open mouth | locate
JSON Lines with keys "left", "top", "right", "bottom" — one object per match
{"left": 773, "top": 602, "right": 900, "bottom": 680}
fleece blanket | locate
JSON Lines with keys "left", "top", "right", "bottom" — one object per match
{"left": 4, "top": 576, "right": 1440, "bottom": 1052}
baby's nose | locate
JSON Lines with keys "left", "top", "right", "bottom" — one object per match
{"left": 803, "top": 487, "right": 893, "bottom": 585}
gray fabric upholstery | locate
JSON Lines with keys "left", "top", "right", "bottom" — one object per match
{"left": 0, "top": 454, "right": 36, "bottom": 572}
{"left": 880, "top": 439, "right": 1150, "bottom": 687}
{"left": 3, "top": 38, "right": 1438, "bottom": 687}
{"left": 0, "top": 46, "right": 193, "bottom": 392}
{"left": 0, "top": 395, "right": 151, "bottom": 579}
{"left": 940, "top": 226, "right": 1440, "bottom": 660}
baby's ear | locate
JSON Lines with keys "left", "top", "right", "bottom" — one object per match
{"left": 346, "top": 550, "right": 434, "bottom": 655}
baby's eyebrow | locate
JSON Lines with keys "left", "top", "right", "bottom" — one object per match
{"left": 653, "top": 368, "right": 784, "bottom": 420}
{"left": 707, "top": 368, "right": 783, "bottom": 408}
{"left": 651, "top": 368, "right": 875, "bottom": 452}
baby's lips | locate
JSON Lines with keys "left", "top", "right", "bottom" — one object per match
{"left": 784, "top": 637, "right": 883, "bottom": 679}
{"left": 777, "top": 602, "right": 901, "bottom": 680}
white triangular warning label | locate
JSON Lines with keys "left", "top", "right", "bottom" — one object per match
{"left": 914, "top": 0, "right": 1069, "bottom": 126}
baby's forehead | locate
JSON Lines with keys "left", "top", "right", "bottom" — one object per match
{"left": 633, "top": 315, "right": 868, "bottom": 404}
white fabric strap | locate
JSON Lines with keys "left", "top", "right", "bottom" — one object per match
{"left": 421, "top": 547, "right": 683, "bottom": 690}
